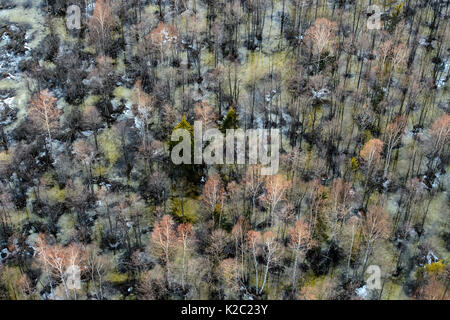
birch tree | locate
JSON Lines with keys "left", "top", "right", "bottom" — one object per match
{"left": 289, "top": 219, "right": 312, "bottom": 293}
{"left": 151, "top": 215, "right": 177, "bottom": 286}
{"left": 29, "top": 89, "right": 60, "bottom": 145}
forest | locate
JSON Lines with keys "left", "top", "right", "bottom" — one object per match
{"left": 0, "top": 0, "right": 448, "bottom": 300}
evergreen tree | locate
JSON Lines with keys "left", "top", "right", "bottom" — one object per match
{"left": 169, "top": 115, "right": 194, "bottom": 151}
{"left": 219, "top": 107, "right": 239, "bottom": 134}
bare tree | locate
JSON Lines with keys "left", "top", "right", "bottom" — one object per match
{"left": 132, "top": 79, "right": 156, "bottom": 153}
{"left": 81, "top": 106, "right": 103, "bottom": 150}
{"left": 259, "top": 231, "right": 279, "bottom": 294}
{"left": 231, "top": 216, "right": 248, "bottom": 282}
{"left": 245, "top": 165, "right": 265, "bottom": 227}
{"left": 262, "top": 174, "right": 291, "bottom": 226}
{"left": 428, "top": 114, "right": 450, "bottom": 163}
{"left": 177, "top": 223, "right": 195, "bottom": 290}
{"left": 89, "top": 0, "right": 114, "bottom": 54}
{"left": 35, "top": 234, "right": 86, "bottom": 300}
{"left": 151, "top": 215, "right": 177, "bottom": 286}
{"left": 383, "top": 116, "right": 407, "bottom": 178}
{"left": 304, "top": 18, "right": 337, "bottom": 69}
{"left": 361, "top": 206, "right": 389, "bottom": 272}
{"left": 29, "top": 89, "right": 60, "bottom": 145}
{"left": 360, "top": 139, "right": 384, "bottom": 205}
{"left": 194, "top": 101, "right": 218, "bottom": 127}
{"left": 201, "top": 174, "right": 225, "bottom": 226}
{"left": 85, "top": 245, "right": 108, "bottom": 300}
{"left": 246, "top": 230, "right": 261, "bottom": 292}
{"left": 73, "top": 140, "right": 97, "bottom": 195}
{"left": 289, "top": 219, "right": 313, "bottom": 293}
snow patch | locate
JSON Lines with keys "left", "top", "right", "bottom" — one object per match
{"left": 355, "top": 285, "right": 369, "bottom": 299}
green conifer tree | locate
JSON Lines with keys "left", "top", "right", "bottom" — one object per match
{"left": 219, "top": 107, "right": 239, "bottom": 134}
{"left": 169, "top": 115, "right": 194, "bottom": 151}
